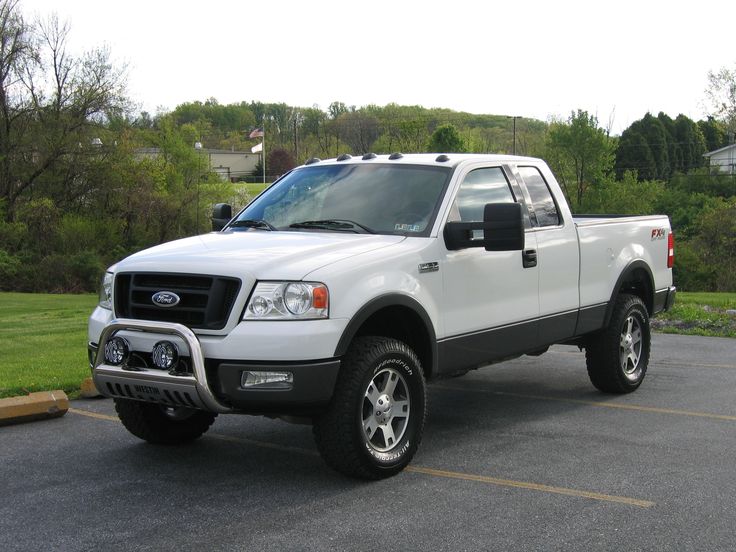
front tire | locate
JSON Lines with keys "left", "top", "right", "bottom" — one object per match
{"left": 114, "top": 399, "right": 217, "bottom": 444}
{"left": 585, "top": 293, "right": 651, "bottom": 393}
{"left": 313, "top": 337, "right": 427, "bottom": 479}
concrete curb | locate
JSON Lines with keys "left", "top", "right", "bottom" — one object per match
{"left": 0, "top": 390, "right": 69, "bottom": 426}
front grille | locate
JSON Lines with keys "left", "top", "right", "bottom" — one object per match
{"left": 115, "top": 273, "right": 241, "bottom": 330}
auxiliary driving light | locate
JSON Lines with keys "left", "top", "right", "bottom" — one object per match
{"left": 152, "top": 341, "right": 179, "bottom": 370}
{"left": 241, "top": 371, "right": 293, "bottom": 389}
{"left": 104, "top": 337, "right": 130, "bottom": 366}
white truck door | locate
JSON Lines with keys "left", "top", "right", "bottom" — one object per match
{"left": 439, "top": 165, "right": 540, "bottom": 371}
{"left": 512, "top": 164, "right": 580, "bottom": 343}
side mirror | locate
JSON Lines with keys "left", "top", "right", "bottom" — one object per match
{"left": 483, "top": 202, "right": 524, "bottom": 251}
{"left": 444, "top": 202, "right": 524, "bottom": 251}
{"left": 212, "top": 203, "right": 232, "bottom": 231}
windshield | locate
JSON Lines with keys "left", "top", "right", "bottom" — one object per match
{"left": 230, "top": 163, "right": 452, "bottom": 236}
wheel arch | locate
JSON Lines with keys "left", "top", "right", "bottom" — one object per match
{"left": 334, "top": 295, "right": 438, "bottom": 380}
{"left": 604, "top": 260, "right": 654, "bottom": 326}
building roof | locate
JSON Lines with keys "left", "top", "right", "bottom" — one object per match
{"left": 135, "top": 147, "right": 257, "bottom": 155}
{"left": 703, "top": 143, "right": 736, "bottom": 158}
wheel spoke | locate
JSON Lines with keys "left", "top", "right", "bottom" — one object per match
{"left": 381, "top": 423, "right": 396, "bottom": 448}
{"left": 631, "top": 327, "right": 642, "bottom": 346}
{"left": 383, "top": 372, "right": 399, "bottom": 397}
{"left": 629, "top": 350, "right": 639, "bottom": 368}
{"left": 626, "top": 317, "right": 634, "bottom": 335}
{"left": 392, "top": 400, "right": 409, "bottom": 418}
{"left": 365, "top": 382, "right": 380, "bottom": 405}
{"left": 363, "top": 416, "right": 379, "bottom": 438}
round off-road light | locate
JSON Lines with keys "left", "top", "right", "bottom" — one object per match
{"left": 152, "top": 341, "right": 179, "bottom": 370}
{"left": 104, "top": 337, "right": 130, "bottom": 366}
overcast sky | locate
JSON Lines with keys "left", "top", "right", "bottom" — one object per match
{"left": 20, "top": 0, "right": 736, "bottom": 135}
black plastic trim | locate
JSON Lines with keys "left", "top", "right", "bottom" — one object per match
{"left": 653, "top": 286, "right": 676, "bottom": 315}
{"left": 438, "top": 318, "right": 539, "bottom": 376}
{"left": 214, "top": 359, "right": 340, "bottom": 412}
{"left": 574, "top": 303, "right": 608, "bottom": 335}
{"left": 604, "top": 260, "right": 654, "bottom": 323}
{"left": 334, "top": 295, "right": 438, "bottom": 376}
{"left": 539, "top": 310, "right": 578, "bottom": 343}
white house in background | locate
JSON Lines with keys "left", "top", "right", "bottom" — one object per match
{"left": 136, "top": 148, "right": 260, "bottom": 181}
{"left": 703, "top": 144, "right": 736, "bottom": 174}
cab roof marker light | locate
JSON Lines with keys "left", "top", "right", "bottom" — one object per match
{"left": 388, "top": 152, "right": 404, "bottom": 160}
{"left": 362, "top": 153, "right": 377, "bottom": 160}
{"left": 305, "top": 157, "right": 321, "bottom": 165}
{"left": 336, "top": 153, "right": 352, "bottom": 161}
{"left": 435, "top": 154, "right": 450, "bottom": 162}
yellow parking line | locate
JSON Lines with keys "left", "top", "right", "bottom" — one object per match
{"left": 69, "top": 407, "right": 119, "bottom": 422}
{"left": 548, "top": 350, "right": 736, "bottom": 370}
{"left": 434, "top": 385, "right": 736, "bottom": 422}
{"left": 656, "top": 360, "right": 736, "bottom": 370}
{"left": 68, "top": 406, "right": 653, "bottom": 508}
{"left": 405, "top": 466, "right": 655, "bottom": 508}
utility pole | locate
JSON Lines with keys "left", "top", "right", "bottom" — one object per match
{"left": 507, "top": 115, "right": 522, "bottom": 155}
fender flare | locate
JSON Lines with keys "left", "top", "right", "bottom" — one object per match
{"left": 604, "top": 259, "right": 654, "bottom": 326}
{"left": 334, "top": 294, "right": 438, "bottom": 377}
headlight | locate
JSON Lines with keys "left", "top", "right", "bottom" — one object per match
{"left": 99, "top": 272, "right": 114, "bottom": 310}
{"left": 244, "top": 282, "right": 328, "bottom": 320}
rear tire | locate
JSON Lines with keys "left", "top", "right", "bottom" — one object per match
{"left": 585, "top": 293, "right": 651, "bottom": 393}
{"left": 114, "top": 399, "right": 216, "bottom": 444}
{"left": 313, "top": 337, "right": 427, "bottom": 479}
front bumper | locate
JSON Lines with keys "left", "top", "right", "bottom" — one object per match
{"left": 90, "top": 319, "right": 340, "bottom": 414}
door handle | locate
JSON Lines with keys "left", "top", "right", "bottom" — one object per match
{"left": 522, "top": 249, "right": 537, "bottom": 268}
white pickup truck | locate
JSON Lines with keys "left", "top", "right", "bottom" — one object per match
{"left": 88, "top": 153, "right": 675, "bottom": 479}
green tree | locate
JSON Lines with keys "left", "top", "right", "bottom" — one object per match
{"left": 545, "top": 110, "right": 615, "bottom": 207}
{"left": 0, "top": 2, "right": 128, "bottom": 221}
{"left": 698, "top": 117, "right": 728, "bottom": 153}
{"left": 427, "top": 123, "right": 466, "bottom": 153}
{"left": 691, "top": 198, "right": 736, "bottom": 291}
{"left": 705, "top": 63, "right": 736, "bottom": 137}
{"left": 616, "top": 114, "right": 672, "bottom": 180}
{"left": 615, "top": 128, "right": 656, "bottom": 180}
{"left": 673, "top": 115, "right": 706, "bottom": 172}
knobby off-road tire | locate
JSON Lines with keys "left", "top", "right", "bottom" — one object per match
{"left": 114, "top": 398, "right": 217, "bottom": 444}
{"left": 585, "top": 293, "right": 651, "bottom": 393}
{"left": 313, "top": 337, "right": 427, "bottom": 479}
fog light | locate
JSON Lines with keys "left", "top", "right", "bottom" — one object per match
{"left": 152, "top": 341, "right": 179, "bottom": 370}
{"left": 104, "top": 337, "right": 130, "bottom": 366}
{"left": 241, "top": 371, "right": 293, "bottom": 389}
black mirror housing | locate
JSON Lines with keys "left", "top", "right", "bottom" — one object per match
{"left": 483, "top": 202, "right": 524, "bottom": 251}
{"left": 212, "top": 203, "right": 233, "bottom": 231}
{"left": 444, "top": 202, "right": 524, "bottom": 251}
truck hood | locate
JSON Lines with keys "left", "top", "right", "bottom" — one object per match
{"left": 115, "top": 230, "right": 406, "bottom": 280}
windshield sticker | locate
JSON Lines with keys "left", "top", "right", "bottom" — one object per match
{"left": 395, "top": 223, "right": 421, "bottom": 232}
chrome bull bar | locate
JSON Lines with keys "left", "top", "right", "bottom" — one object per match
{"left": 92, "top": 319, "right": 232, "bottom": 413}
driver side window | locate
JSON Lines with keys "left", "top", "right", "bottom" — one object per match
{"left": 449, "top": 168, "right": 515, "bottom": 239}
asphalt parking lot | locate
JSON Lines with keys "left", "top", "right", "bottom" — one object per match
{"left": 2, "top": 333, "right": 735, "bottom": 551}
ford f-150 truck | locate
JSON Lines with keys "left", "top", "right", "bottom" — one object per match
{"left": 88, "top": 153, "right": 675, "bottom": 479}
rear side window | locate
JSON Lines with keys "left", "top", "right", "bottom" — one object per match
{"left": 518, "top": 166, "right": 560, "bottom": 227}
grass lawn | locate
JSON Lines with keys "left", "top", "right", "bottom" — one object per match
{"left": 0, "top": 290, "right": 733, "bottom": 399}
{"left": 651, "top": 291, "right": 736, "bottom": 338}
{"left": 0, "top": 292, "right": 97, "bottom": 399}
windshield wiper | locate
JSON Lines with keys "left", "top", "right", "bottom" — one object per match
{"left": 229, "top": 219, "right": 277, "bottom": 231}
{"left": 289, "top": 219, "right": 375, "bottom": 234}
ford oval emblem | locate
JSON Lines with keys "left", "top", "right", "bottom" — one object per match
{"left": 151, "top": 291, "right": 181, "bottom": 308}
